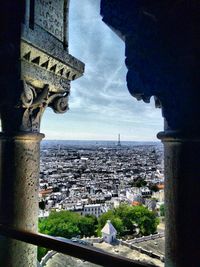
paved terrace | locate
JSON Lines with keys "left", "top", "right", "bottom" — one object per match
{"left": 42, "top": 241, "right": 164, "bottom": 267}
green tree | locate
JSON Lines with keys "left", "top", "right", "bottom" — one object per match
{"left": 160, "top": 204, "right": 165, "bottom": 216}
{"left": 38, "top": 211, "right": 98, "bottom": 260}
{"left": 131, "top": 206, "right": 159, "bottom": 235}
{"left": 78, "top": 215, "right": 98, "bottom": 237}
{"left": 98, "top": 204, "right": 159, "bottom": 237}
{"left": 38, "top": 246, "right": 48, "bottom": 262}
{"left": 39, "top": 211, "right": 97, "bottom": 238}
{"left": 114, "top": 204, "right": 135, "bottom": 233}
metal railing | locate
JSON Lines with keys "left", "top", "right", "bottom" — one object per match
{"left": 0, "top": 224, "right": 157, "bottom": 267}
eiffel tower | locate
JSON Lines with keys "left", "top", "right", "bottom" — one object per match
{"left": 117, "top": 134, "right": 121, "bottom": 146}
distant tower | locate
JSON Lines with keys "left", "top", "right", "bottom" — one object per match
{"left": 117, "top": 134, "right": 121, "bottom": 146}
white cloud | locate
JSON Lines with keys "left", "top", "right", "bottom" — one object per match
{"left": 41, "top": 0, "right": 163, "bottom": 141}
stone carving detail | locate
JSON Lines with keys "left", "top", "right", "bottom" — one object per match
{"left": 35, "top": 0, "right": 65, "bottom": 42}
{"left": 51, "top": 96, "right": 68, "bottom": 113}
{"left": 21, "top": 42, "right": 84, "bottom": 82}
{"left": 101, "top": 0, "right": 199, "bottom": 131}
{"left": 19, "top": 81, "right": 69, "bottom": 132}
{"left": 0, "top": 2, "right": 84, "bottom": 135}
{"left": 21, "top": 82, "right": 35, "bottom": 108}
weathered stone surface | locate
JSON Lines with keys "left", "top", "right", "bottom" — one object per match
{"left": 0, "top": 133, "right": 44, "bottom": 267}
{"left": 21, "top": 41, "right": 82, "bottom": 92}
{"left": 101, "top": 0, "right": 200, "bottom": 133}
{"left": 101, "top": 2, "right": 200, "bottom": 267}
{"left": 160, "top": 137, "right": 200, "bottom": 267}
{"left": 0, "top": 1, "right": 84, "bottom": 267}
{"left": 22, "top": 0, "right": 84, "bottom": 95}
{"left": 0, "top": 1, "right": 84, "bottom": 133}
{"left": 35, "top": 0, "right": 65, "bottom": 41}
{"left": 0, "top": 81, "right": 69, "bottom": 134}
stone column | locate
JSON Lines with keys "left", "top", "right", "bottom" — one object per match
{"left": 0, "top": 1, "right": 84, "bottom": 266}
{"left": 157, "top": 131, "right": 200, "bottom": 267}
{"left": 0, "top": 133, "right": 44, "bottom": 266}
{"left": 101, "top": 1, "right": 200, "bottom": 266}
{"left": 0, "top": 81, "right": 70, "bottom": 267}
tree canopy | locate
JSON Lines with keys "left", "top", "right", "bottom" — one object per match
{"left": 160, "top": 204, "right": 165, "bottom": 217}
{"left": 39, "top": 205, "right": 159, "bottom": 240}
{"left": 38, "top": 205, "right": 159, "bottom": 260}
{"left": 38, "top": 211, "right": 97, "bottom": 260}
{"left": 39, "top": 211, "right": 97, "bottom": 238}
{"left": 98, "top": 204, "right": 159, "bottom": 237}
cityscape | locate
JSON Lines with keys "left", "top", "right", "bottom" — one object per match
{"left": 39, "top": 139, "right": 164, "bottom": 217}
{"left": 38, "top": 138, "right": 165, "bottom": 266}
{"left": 0, "top": 0, "right": 197, "bottom": 266}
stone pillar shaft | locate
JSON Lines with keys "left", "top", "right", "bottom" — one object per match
{"left": 0, "top": 133, "right": 44, "bottom": 267}
{"left": 0, "top": 1, "right": 84, "bottom": 265}
{"left": 158, "top": 133, "right": 200, "bottom": 267}
{"left": 100, "top": 1, "right": 200, "bottom": 266}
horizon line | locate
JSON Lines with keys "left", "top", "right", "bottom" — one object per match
{"left": 42, "top": 139, "right": 160, "bottom": 142}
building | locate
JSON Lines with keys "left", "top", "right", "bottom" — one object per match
{"left": 101, "top": 220, "right": 117, "bottom": 244}
{"left": 83, "top": 204, "right": 107, "bottom": 218}
{"left": 0, "top": 1, "right": 199, "bottom": 267}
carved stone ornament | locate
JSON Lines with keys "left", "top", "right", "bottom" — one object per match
{"left": 18, "top": 81, "right": 69, "bottom": 132}
{"left": 101, "top": 0, "right": 199, "bottom": 132}
{"left": 0, "top": 1, "right": 84, "bottom": 136}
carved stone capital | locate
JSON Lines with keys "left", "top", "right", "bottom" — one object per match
{"left": 20, "top": 81, "right": 69, "bottom": 132}
{"left": 0, "top": 0, "right": 84, "bottom": 136}
{"left": 0, "top": 81, "right": 69, "bottom": 133}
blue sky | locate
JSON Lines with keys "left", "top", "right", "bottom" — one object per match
{"left": 41, "top": 0, "right": 163, "bottom": 141}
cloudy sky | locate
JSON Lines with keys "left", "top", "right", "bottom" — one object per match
{"left": 41, "top": 0, "right": 163, "bottom": 141}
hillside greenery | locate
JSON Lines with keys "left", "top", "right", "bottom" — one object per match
{"left": 38, "top": 211, "right": 97, "bottom": 260}
{"left": 38, "top": 204, "right": 159, "bottom": 260}
{"left": 97, "top": 204, "right": 159, "bottom": 237}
